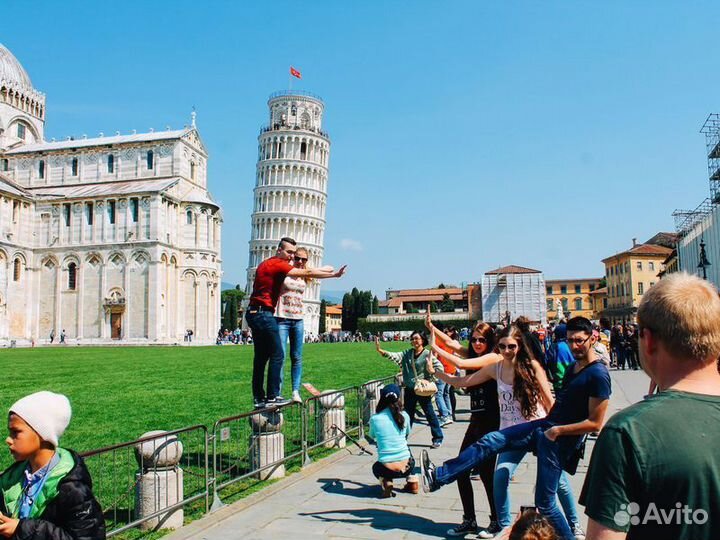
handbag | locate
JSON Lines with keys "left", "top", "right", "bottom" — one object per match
{"left": 410, "top": 352, "right": 437, "bottom": 397}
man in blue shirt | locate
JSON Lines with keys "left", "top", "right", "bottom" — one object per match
{"left": 421, "top": 317, "right": 611, "bottom": 540}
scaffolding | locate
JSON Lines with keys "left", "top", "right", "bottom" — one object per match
{"left": 700, "top": 113, "right": 720, "bottom": 204}
{"left": 673, "top": 198, "right": 713, "bottom": 236}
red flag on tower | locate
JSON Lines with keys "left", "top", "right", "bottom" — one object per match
{"left": 290, "top": 66, "right": 302, "bottom": 79}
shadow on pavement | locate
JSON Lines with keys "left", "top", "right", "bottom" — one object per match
{"left": 318, "top": 478, "right": 380, "bottom": 499}
{"left": 299, "top": 508, "right": 454, "bottom": 538}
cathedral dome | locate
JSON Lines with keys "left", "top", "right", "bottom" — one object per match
{"left": 0, "top": 44, "right": 33, "bottom": 89}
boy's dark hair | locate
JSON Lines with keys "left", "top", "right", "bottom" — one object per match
{"left": 278, "top": 237, "right": 296, "bottom": 248}
{"left": 410, "top": 330, "right": 429, "bottom": 347}
{"left": 567, "top": 316, "right": 593, "bottom": 335}
{"left": 509, "top": 509, "right": 558, "bottom": 540}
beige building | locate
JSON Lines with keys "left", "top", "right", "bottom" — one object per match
{"left": 601, "top": 240, "right": 673, "bottom": 323}
{"left": 0, "top": 44, "right": 222, "bottom": 345}
{"left": 588, "top": 286, "right": 608, "bottom": 320}
{"left": 325, "top": 304, "right": 342, "bottom": 333}
{"left": 545, "top": 278, "right": 603, "bottom": 321}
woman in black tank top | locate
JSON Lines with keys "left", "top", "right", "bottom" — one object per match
{"left": 426, "top": 316, "right": 503, "bottom": 538}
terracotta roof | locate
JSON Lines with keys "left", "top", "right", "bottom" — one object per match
{"left": 644, "top": 232, "right": 679, "bottom": 249}
{"left": 485, "top": 265, "right": 541, "bottom": 275}
{"left": 588, "top": 286, "right": 608, "bottom": 295}
{"left": 602, "top": 243, "right": 673, "bottom": 262}
{"left": 380, "top": 294, "right": 463, "bottom": 308}
{"left": 389, "top": 287, "right": 463, "bottom": 297}
{"left": 326, "top": 305, "right": 342, "bottom": 315}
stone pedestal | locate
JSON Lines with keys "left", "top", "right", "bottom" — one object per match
{"left": 134, "top": 431, "right": 184, "bottom": 531}
{"left": 135, "top": 468, "right": 184, "bottom": 530}
{"left": 318, "top": 391, "right": 346, "bottom": 448}
{"left": 250, "top": 432, "right": 285, "bottom": 480}
{"left": 362, "top": 382, "right": 382, "bottom": 425}
{"left": 249, "top": 410, "right": 285, "bottom": 480}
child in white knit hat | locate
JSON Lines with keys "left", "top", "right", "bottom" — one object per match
{"left": 0, "top": 391, "right": 105, "bottom": 539}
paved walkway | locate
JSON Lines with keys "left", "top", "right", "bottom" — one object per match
{"left": 169, "top": 370, "right": 650, "bottom": 539}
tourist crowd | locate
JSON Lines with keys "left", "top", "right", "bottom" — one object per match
{"left": 366, "top": 273, "right": 720, "bottom": 540}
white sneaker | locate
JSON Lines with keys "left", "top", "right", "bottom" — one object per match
{"left": 292, "top": 390, "right": 302, "bottom": 403}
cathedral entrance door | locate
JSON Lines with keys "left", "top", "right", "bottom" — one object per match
{"left": 111, "top": 313, "right": 122, "bottom": 339}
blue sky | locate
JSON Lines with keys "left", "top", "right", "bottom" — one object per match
{"left": 3, "top": 1, "right": 719, "bottom": 297}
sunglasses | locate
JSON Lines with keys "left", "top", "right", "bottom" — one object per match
{"left": 294, "top": 256, "right": 308, "bottom": 263}
{"left": 470, "top": 337, "right": 487, "bottom": 344}
{"left": 498, "top": 344, "right": 518, "bottom": 351}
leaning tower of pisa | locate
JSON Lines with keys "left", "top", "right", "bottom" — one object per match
{"left": 245, "top": 91, "right": 330, "bottom": 335}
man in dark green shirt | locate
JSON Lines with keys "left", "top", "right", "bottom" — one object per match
{"left": 580, "top": 273, "right": 720, "bottom": 540}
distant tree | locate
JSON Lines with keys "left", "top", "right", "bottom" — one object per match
{"left": 221, "top": 288, "right": 245, "bottom": 330}
{"left": 429, "top": 301, "right": 439, "bottom": 313}
{"left": 372, "top": 296, "right": 380, "bottom": 314}
{"left": 342, "top": 293, "right": 355, "bottom": 331}
{"left": 599, "top": 277, "right": 607, "bottom": 289}
{"left": 437, "top": 283, "right": 446, "bottom": 289}
{"left": 319, "top": 299, "right": 327, "bottom": 333}
{"left": 405, "top": 302, "right": 419, "bottom": 314}
{"left": 440, "top": 293, "right": 455, "bottom": 313}
{"left": 360, "top": 291, "right": 373, "bottom": 318}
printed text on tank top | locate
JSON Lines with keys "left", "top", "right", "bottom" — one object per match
{"left": 496, "top": 359, "right": 546, "bottom": 430}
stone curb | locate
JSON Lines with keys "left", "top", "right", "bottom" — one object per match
{"left": 165, "top": 445, "right": 361, "bottom": 539}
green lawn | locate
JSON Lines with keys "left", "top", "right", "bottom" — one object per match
{"left": 0, "top": 342, "right": 407, "bottom": 458}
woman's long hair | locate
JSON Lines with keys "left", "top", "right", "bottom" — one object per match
{"left": 496, "top": 325, "right": 542, "bottom": 419}
{"left": 376, "top": 393, "right": 405, "bottom": 430}
{"left": 467, "top": 321, "right": 496, "bottom": 358}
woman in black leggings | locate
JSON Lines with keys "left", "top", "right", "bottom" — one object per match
{"left": 426, "top": 315, "right": 502, "bottom": 538}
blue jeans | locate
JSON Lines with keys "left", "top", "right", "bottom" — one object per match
{"left": 435, "top": 419, "right": 574, "bottom": 540}
{"left": 493, "top": 449, "right": 579, "bottom": 528}
{"left": 245, "top": 310, "right": 284, "bottom": 402}
{"left": 277, "top": 317, "right": 304, "bottom": 393}
{"left": 435, "top": 380, "right": 452, "bottom": 418}
{"left": 404, "top": 388, "right": 443, "bottom": 443}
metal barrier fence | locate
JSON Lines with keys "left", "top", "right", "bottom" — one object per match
{"left": 210, "top": 400, "right": 304, "bottom": 509}
{"left": 359, "top": 375, "right": 401, "bottom": 438}
{"left": 82, "top": 375, "right": 400, "bottom": 536}
{"left": 80, "top": 425, "right": 209, "bottom": 537}
{"left": 303, "top": 386, "right": 361, "bottom": 456}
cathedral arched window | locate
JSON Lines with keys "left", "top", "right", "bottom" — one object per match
{"left": 146, "top": 150, "right": 154, "bottom": 170}
{"left": 38, "top": 160, "right": 45, "bottom": 179}
{"left": 68, "top": 263, "right": 77, "bottom": 290}
{"left": 16, "top": 123, "right": 26, "bottom": 140}
{"left": 13, "top": 258, "right": 21, "bottom": 282}
{"left": 1, "top": 159, "right": 8, "bottom": 172}
{"left": 190, "top": 162, "right": 196, "bottom": 180}
{"left": 300, "top": 142, "right": 307, "bottom": 160}
{"left": 107, "top": 154, "right": 114, "bottom": 173}
{"left": 186, "top": 209, "right": 193, "bottom": 225}
{"left": 71, "top": 158, "right": 78, "bottom": 176}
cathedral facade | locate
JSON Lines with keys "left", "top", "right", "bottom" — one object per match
{"left": 0, "top": 44, "right": 222, "bottom": 346}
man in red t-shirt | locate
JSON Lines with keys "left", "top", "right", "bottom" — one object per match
{"left": 246, "top": 237, "right": 347, "bottom": 408}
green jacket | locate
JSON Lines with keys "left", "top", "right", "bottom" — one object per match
{"left": 385, "top": 348, "right": 442, "bottom": 389}
{"left": 0, "top": 448, "right": 74, "bottom": 519}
